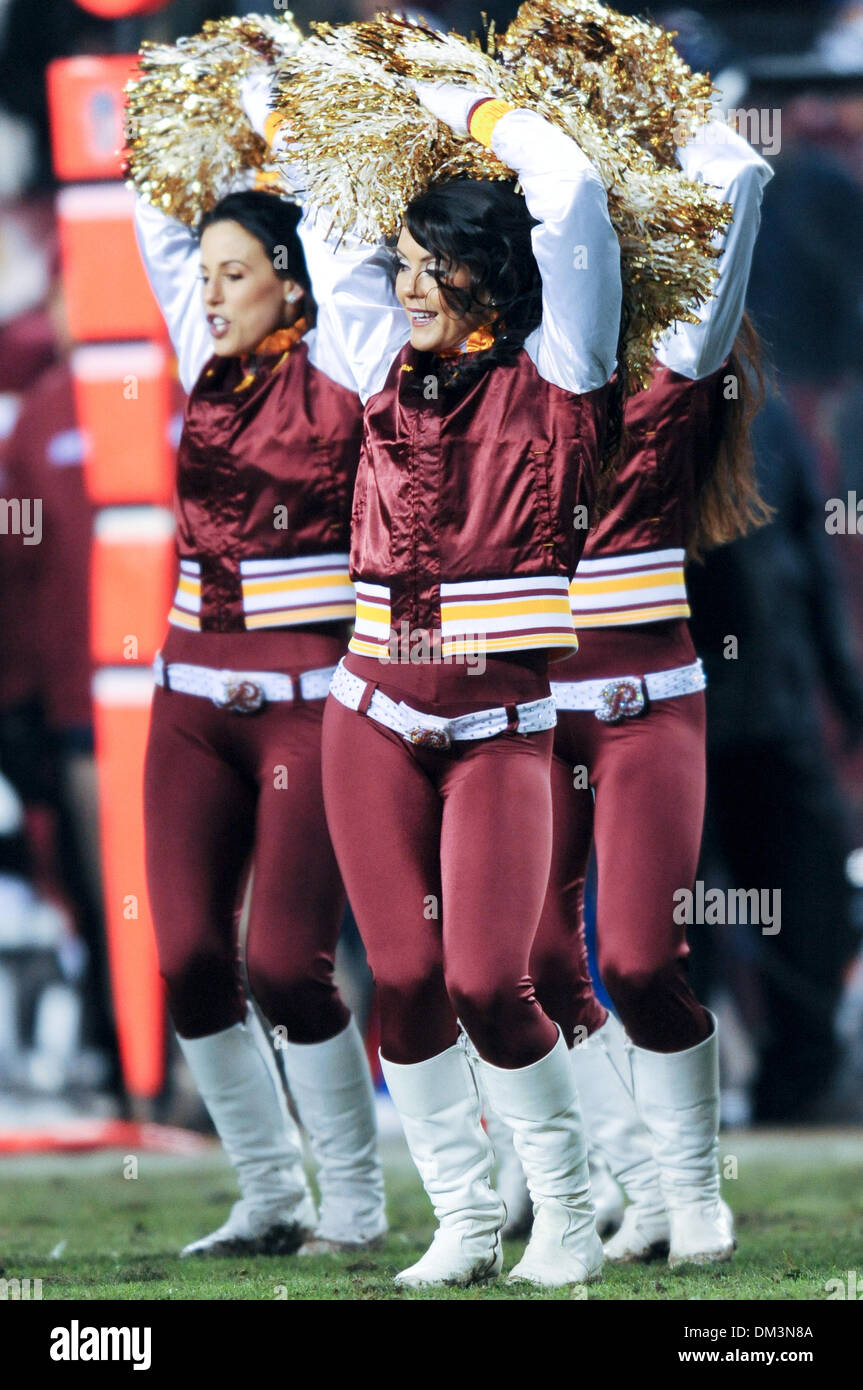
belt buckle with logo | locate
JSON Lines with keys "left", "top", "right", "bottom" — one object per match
{"left": 408, "top": 724, "right": 453, "bottom": 750}
{"left": 595, "top": 677, "right": 645, "bottom": 724}
{"left": 215, "top": 679, "right": 265, "bottom": 714}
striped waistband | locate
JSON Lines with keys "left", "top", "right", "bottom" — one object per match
{"left": 349, "top": 575, "right": 579, "bottom": 659}
{"left": 568, "top": 548, "right": 690, "bottom": 628}
{"left": 168, "top": 554, "right": 355, "bottom": 632}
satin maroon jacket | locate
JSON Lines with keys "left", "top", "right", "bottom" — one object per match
{"left": 170, "top": 341, "right": 364, "bottom": 634}
{"left": 567, "top": 364, "right": 726, "bottom": 632}
{"left": 349, "top": 344, "right": 608, "bottom": 661}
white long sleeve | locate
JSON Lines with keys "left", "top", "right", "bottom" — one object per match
{"left": 490, "top": 108, "right": 622, "bottom": 394}
{"left": 133, "top": 199, "right": 211, "bottom": 394}
{"left": 655, "top": 119, "right": 773, "bottom": 379}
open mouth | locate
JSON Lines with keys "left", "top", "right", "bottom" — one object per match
{"left": 408, "top": 310, "right": 438, "bottom": 327}
{"left": 207, "top": 314, "right": 230, "bottom": 339}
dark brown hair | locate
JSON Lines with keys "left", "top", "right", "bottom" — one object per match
{"left": 396, "top": 178, "right": 625, "bottom": 462}
{"left": 688, "top": 311, "right": 773, "bottom": 559}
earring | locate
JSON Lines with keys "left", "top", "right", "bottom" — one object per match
{"left": 285, "top": 287, "right": 302, "bottom": 305}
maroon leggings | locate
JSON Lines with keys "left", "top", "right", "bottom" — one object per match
{"left": 144, "top": 624, "right": 350, "bottom": 1042}
{"left": 321, "top": 650, "right": 561, "bottom": 1068}
{"left": 531, "top": 621, "right": 712, "bottom": 1053}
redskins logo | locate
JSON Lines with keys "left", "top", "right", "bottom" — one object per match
{"left": 595, "top": 678, "right": 646, "bottom": 724}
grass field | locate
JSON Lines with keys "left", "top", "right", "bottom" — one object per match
{"left": 1, "top": 1126, "right": 861, "bottom": 1301}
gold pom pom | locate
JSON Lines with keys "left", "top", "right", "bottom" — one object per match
{"left": 270, "top": 7, "right": 729, "bottom": 388}
{"left": 124, "top": 12, "right": 303, "bottom": 227}
{"left": 499, "top": 0, "right": 716, "bottom": 167}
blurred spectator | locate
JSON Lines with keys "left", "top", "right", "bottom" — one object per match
{"left": 0, "top": 278, "right": 128, "bottom": 1105}
{"left": 688, "top": 390, "right": 863, "bottom": 1122}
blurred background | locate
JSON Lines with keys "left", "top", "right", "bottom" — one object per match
{"left": 0, "top": 0, "right": 862, "bottom": 1155}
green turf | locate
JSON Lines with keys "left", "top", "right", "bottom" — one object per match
{"left": 1, "top": 1131, "right": 861, "bottom": 1300}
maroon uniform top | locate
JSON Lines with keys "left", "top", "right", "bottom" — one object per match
{"left": 561, "top": 118, "right": 774, "bottom": 670}
{"left": 169, "top": 337, "right": 364, "bottom": 635}
{"left": 349, "top": 343, "right": 608, "bottom": 663}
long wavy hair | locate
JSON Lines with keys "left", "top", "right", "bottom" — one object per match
{"left": 393, "top": 177, "right": 625, "bottom": 462}
{"left": 688, "top": 312, "right": 772, "bottom": 558}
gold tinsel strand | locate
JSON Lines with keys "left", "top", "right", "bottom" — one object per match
{"left": 124, "top": 13, "right": 303, "bottom": 227}
{"left": 271, "top": 7, "right": 730, "bottom": 388}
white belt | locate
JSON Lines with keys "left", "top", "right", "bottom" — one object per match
{"left": 550, "top": 659, "right": 706, "bottom": 723}
{"left": 153, "top": 653, "right": 336, "bottom": 712}
{"left": 328, "top": 659, "right": 557, "bottom": 750}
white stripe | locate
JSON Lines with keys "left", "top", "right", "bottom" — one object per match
{"left": 440, "top": 575, "right": 571, "bottom": 597}
{"left": 354, "top": 619, "right": 391, "bottom": 640}
{"left": 574, "top": 548, "right": 686, "bottom": 575}
{"left": 571, "top": 581, "right": 688, "bottom": 612}
{"left": 173, "top": 594, "right": 201, "bottom": 614}
{"left": 72, "top": 341, "right": 168, "bottom": 380}
{"left": 440, "top": 608, "right": 572, "bottom": 636}
{"left": 92, "top": 667, "right": 155, "bottom": 705}
{"left": 94, "top": 506, "right": 175, "bottom": 540}
{"left": 239, "top": 552, "right": 350, "bottom": 576}
{"left": 179, "top": 559, "right": 201, "bottom": 576}
{"left": 243, "top": 581, "right": 355, "bottom": 614}
{"left": 355, "top": 580, "right": 391, "bottom": 602}
{"left": 58, "top": 184, "right": 135, "bottom": 220}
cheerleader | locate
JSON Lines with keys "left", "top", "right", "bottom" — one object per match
{"left": 133, "top": 185, "right": 387, "bottom": 1257}
{"left": 247, "top": 76, "right": 623, "bottom": 1285}
{"left": 525, "top": 118, "right": 773, "bottom": 1266}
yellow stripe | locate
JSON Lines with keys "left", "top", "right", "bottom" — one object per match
{"left": 468, "top": 99, "right": 516, "bottom": 148}
{"left": 572, "top": 603, "right": 691, "bottom": 626}
{"left": 441, "top": 597, "right": 572, "bottom": 621}
{"left": 264, "top": 111, "right": 287, "bottom": 146}
{"left": 355, "top": 599, "right": 390, "bottom": 622}
{"left": 241, "top": 572, "right": 351, "bottom": 596}
{"left": 245, "top": 603, "right": 355, "bottom": 629}
{"left": 569, "top": 568, "right": 684, "bottom": 596}
{"left": 348, "top": 635, "right": 390, "bottom": 657}
{"left": 177, "top": 576, "right": 201, "bottom": 596}
{"left": 168, "top": 607, "right": 200, "bottom": 630}
{"left": 442, "top": 632, "right": 577, "bottom": 654}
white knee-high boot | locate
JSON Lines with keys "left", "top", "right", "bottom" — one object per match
{"left": 278, "top": 1017, "right": 388, "bottom": 1253}
{"left": 475, "top": 1029, "right": 603, "bottom": 1287}
{"left": 381, "top": 1038, "right": 505, "bottom": 1288}
{"left": 630, "top": 1013, "right": 734, "bottom": 1266}
{"left": 482, "top": 1091, "right": 624, "bottom": 1239}
{"left": 481, "top": 1099, "right": 533, "bottom": 1237}
{"left": 571, "top": 1013, "right": 670, "bottom": 1262}
{"left": 177, "top": 1010, "right": 316, "bottom": 1257}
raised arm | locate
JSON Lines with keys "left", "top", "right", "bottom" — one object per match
{"left": 655, "top": 119, "right": 773, "bottom": 379}
{"left": 133, "top": 199, "right": 211, "bottom": 394}
{"left": 241, "top": 73, "right": 408, "bottom": 401}
{"left": 414, "top": 86, "right": 622, "bottom": 394}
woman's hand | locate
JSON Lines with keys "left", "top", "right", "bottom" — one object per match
{"left": 412, "top": 81, "right": 492, "bottom": 138}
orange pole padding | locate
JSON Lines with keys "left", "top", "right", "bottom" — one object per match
{"left": 92, "top": 666, "right": 164, "bottom": 1100}
{"left": 72, "top": 343, "right": 175, "bottom": 506}
{"left": 90, "top": 507, "right": 176, "bottom": 665}
{"left": 74, "top": 1, "right": 171, "bottom": 18}
{"left": 57, "top": 184, "right": 166, "bottom": 343}
{"left": 46, "top": 55, "right": 139, "bottom": 183}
